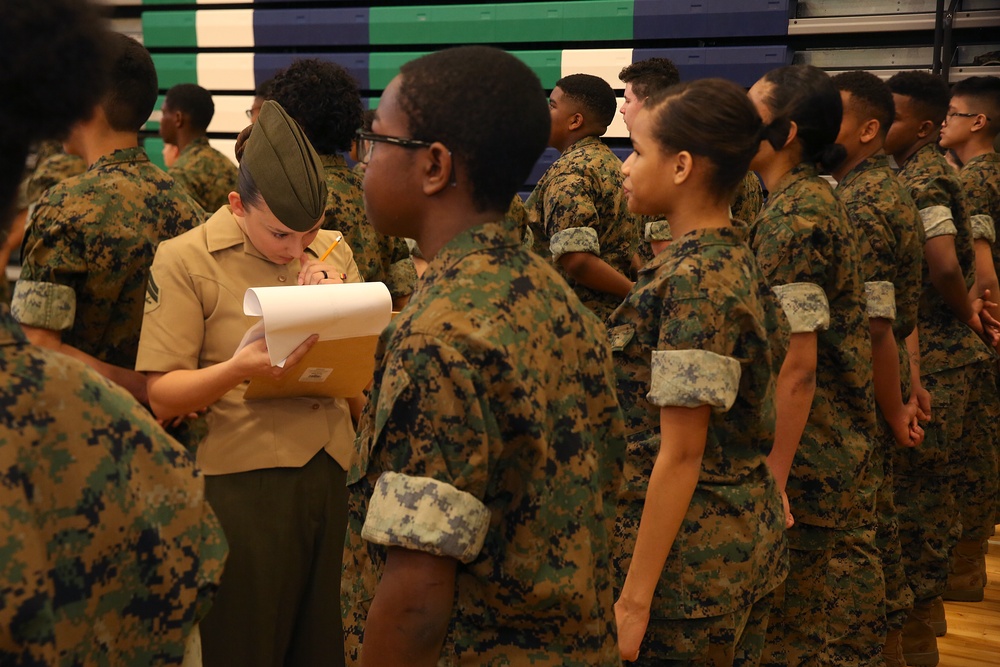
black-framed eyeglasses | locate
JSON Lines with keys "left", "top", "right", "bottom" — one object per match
{"left": 356, "top": 130, "right": 435, "bottom": 165}
{"left": 945, "top": 111, "right": 991, "bottom": 122}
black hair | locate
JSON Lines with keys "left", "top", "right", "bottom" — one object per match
{"left": 102, "top": 32, "right": 158, "bottom": 133}
{"left": 233, "top": 124, "right": 263, "bottom": 209}
{"left": 619, "top": 58, "right": 681, "bottom": 100}
{"left": 831, "top": 70, "right": 895, "bottom": 137}
{"left": 268, "top": 58, "right": 363, "bottom": 154}
{"left": 164, "top": 83, "right": 215, "bottom": 133}
{"left": 556, "top": 73, "right": 618, "bottom": 129}
{"left": 0, "top": 0, "right": 108, "bottom": 228}
{"left": 397, "top": 46, "right": 549, "bottom": 214}
{"left": 760, "top": 65, "right": 846, "bottom": 172}
{"left": 646, "top": 79, "right": 764, "bottom": 201}
{"left": 951, "top": 75, "right": 1000, "bottom": 136}
{"left": 886, "top": 70, "right": 950, "bottom": 127}
{"left": 361, "top": 108, "right": 376, "bottom": 132}
{"left": 255, "top": 77, "right": 274, "bottom": 99}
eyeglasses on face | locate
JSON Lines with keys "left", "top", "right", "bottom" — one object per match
{"left": 945, "top": 111, "right": 992, "bottom": 122}
{"left": 355, "top": 129, "right": 436, "bottom": 165}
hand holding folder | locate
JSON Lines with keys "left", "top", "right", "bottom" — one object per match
{"left": 234, "top": 282, "right": 392, "bottom": 399}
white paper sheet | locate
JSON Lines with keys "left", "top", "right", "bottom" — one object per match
{"left": 234, "top": 282, "right": 392, "bottom": 366}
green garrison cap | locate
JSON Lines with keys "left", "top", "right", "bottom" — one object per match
{"left": 243, "top": 100, "right": 327, "bottom": 232}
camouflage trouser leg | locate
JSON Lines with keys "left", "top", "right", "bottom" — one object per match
{"left": 955, "top": 359, "right": 1000, "bottom": 542}
{"left": 636, "top": 589, "right": 776, "bottom": 667}
{"left": 875, "top": 430, "right": 914, "bottom": 631}
{"left": 760, "top": 525, "right": 885, "bottom": 667}
{"left": 893, "top": 365, "right": 968, "bottom": 602}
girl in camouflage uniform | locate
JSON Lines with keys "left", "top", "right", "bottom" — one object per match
{"left": 610, "top": 78, "right": 788, "bottom": 666}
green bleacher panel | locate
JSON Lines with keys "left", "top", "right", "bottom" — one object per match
{"left": 151, "top": 54, "right": 199, "bottom": 90}
{"left": 495, "top": 2, "right": 632, "bottom": 42}
{"left": 142, "top": 10, "right": 197, "bottom": 48}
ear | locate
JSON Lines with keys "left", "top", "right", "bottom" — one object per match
{"left": 173, "top": 110, "right": 186, "bottom": 129}
{"left": 970, "top": 114, "right": 989, "bottom": 134}
{"left": 568, "top": 112, "right": 585, "bottom": 132}
{"left": 783, "top": 120, "right": 799, "bottom": 149}
{"left": 229, "top": 191, "right": 246, "bottom": 216}
{"left": 916, "top": 119, "right": 937, "bottom": 139}
{"left": 421, "top": 142, "right": 454, "bottom": 196}
{"left": 859, "top": 118, "right": 881, "bottom": 145}
{"left": 673, "top": 151, "right": 694, "bottom": 185}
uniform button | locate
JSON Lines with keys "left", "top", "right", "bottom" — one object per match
{"left": 311, "top": 404, "right": 320, "bottom": 410}
{"left": 278, "top": 275, "right": 287, "bottom": 283}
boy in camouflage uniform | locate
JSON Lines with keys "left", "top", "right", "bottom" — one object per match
{"left": 11, "top": 33, "right": 205, "bottom": 405}
{"left": 343, "top": 46, "right": 625, "bottom": 665}
{"left": 268, "top": 58, "right": 416, "bottom": 309}
{"left": 937, "top": 74, "right": 1000, "bottom": 603}
{"left": 832, "top": 70, "right": 925, "bottom": 666}
{"left": 527, "top": 73, "right": 637, "bottom": 321}
{"left": 884, "top": 70, "right": 997, "bottom": 666}
{"left": 159, "top": 83, "right": 239, "bottom": 212}
{"left": 0, "top": 2, "right": 225, "bottom": 662}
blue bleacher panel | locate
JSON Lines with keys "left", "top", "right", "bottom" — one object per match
{"left": 633, "top": 46, "right": 791, "bottom": 87}
{"left": 633, "top": 0, "right": 790, "bottom": 40}
{"left": 254, "top": 53, "right": 371, "bottom": 90}
{"left": 253, "top": 7, "right": 369, "bottom": 47}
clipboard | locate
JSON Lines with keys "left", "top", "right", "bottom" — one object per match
{"left": 235, "top": 282, "right": 392, "bottom": 400}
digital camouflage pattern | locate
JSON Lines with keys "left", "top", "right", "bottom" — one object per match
{"left": 748, "top": 162, "right": 877, "bottom": 532}
{"left": 732, "top": 171, "right": 765, "bottom": 227}
{"left": 0, "top": 307, "right": 227, "bottom": 664}
{"left": 836, "top": 153, "right": 924, "bottom": 630}
{"left": 343, "top": 216, "right": 625, "bottom": 666}
{"left": 168, "top": 137, "right": 239, "bottom": 212}
{"left": 751, "top": 164, "right": 882, "bottom": 667}
{"left": 12, "top": 146, "right": 205, "bottom": 369}
{"left": 608, "top": 226, "right": 787, "bottom": 632}
{"left": 320, "top": 154, "right": 415, "bottom": 299}
{"left": 526, "top": 136, "right": 638, "bottom": 320}
{"left": 23, "top": 140, "right": 86, "bottom": 207}
{"left": 897, "top": 143, "right": 989, "bottom": 375}
{"left": 961, "top": 152, "right": 1000, "bottom": 301}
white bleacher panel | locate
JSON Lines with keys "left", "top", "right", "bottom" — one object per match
{"left": 198, "top": 54, "right": 256, "bottom": 92}
{"left": 606, "top": 99, "right": 629, "bottom": 139}
{"left": 561, "top": 49, "right": 634, "bottom": 90}
{"left": 209, "top": 95, "right": 256, "bottom": 134}
{"left": 209, "top": 139, "right": 239, "bottom": 168}
{"left": 196, "top": 9, "right": 255, "bottom": 49}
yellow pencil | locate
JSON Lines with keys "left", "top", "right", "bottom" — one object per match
{"left": 319, "top": 235, "right": 343, "bottom": 262}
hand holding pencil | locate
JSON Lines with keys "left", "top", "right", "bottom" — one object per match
{"left": 298, "top": 235, "right": 347, "bottom": 285}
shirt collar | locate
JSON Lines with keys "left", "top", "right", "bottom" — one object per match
{"left": 640, "top": 225, "right": 744, "bottom": 274}
{"left": 836, "top": 153, "right": 890, "bottom": 190}
{"left": 419, "top": 217, "right": 521, "bottom": 284}
{"left": 88, "top": 146, "right": 149, "bottom": 172}
{"left": 205, "top": 205, "right": 327, "bottom": 260}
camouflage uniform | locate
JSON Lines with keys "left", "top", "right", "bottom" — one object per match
{"left": 608, "top": 226, "right": 788, "bottom": 664}
{"left": 23, "top": 140, "right": 86, "bottom": 206}
{"left": 526, "top": 136, "right": 638, "bottom": 321}
{"left": 749, "top": 163, "right": 884, "bottom": 667}
{"left": 343, "top": 217, "right": 626, "bottom": 666}
{"left": 168, "top": 136, "right": 239, "bottom": 212}
{"left": 893, "top": 143, "right": 993, "bottom": 603}
{"left": 836, "top": 153, "right": 924, "bottom": 631}
{"left": 0, "top": 306, "right": 226, "bottom": 664}
{"left": 956, "top": 152, "right": 1000, "bottom": 541}
{"left": 321, "top": 154, "right": 415, "bottom": 299}
{"left": 11, "top": 146, "right": 205, "bottom": 370}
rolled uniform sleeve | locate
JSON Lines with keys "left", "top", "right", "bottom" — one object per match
{"left": 920, "top": 205, "right": 958, "bottom": 239}
{"left": 864, "top": 281, "right": 897, "bottom": 321}
{"left": 970, "top": 214, "right": 996, "bottom": 243}
{"left": 772, "top": 282, "right": 831, "bottom": 333}
{"left": 12, "top": 204, "right": 86, "bottom": 331}
{"left": 360, "top": 334, "right": 493, "bottom": 562}
{"left": 543, "top": 172, "right": 601, "bottom": 260}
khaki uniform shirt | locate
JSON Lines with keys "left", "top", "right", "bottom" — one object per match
{"left": 897, "top": 143, "right": 990, "bottom": 375}
{"left": 0, "top": 306, "right": 226, "bottom": 664}
{"left": 609, "top": 226, "right": 788, "bottom": 619}
{"left": 344, "top": 217, "right": 625, "bottom": 666}
{"left": 526, "top": 136, "right": 638, "bottom": 321}
{"left": 749, "top": 163, "right": 878, "bottom": 537}
{"left": 168, "top": 137, "right": 239, "bottom": 212}
{"left": 136, "top": 206, "right": 361, "bottom": 475}
{"left": 321, "top": 154, "right": 415, "bottom": 299}
{"left": 12, "top": 146, "right": 206, "bottom": 369}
